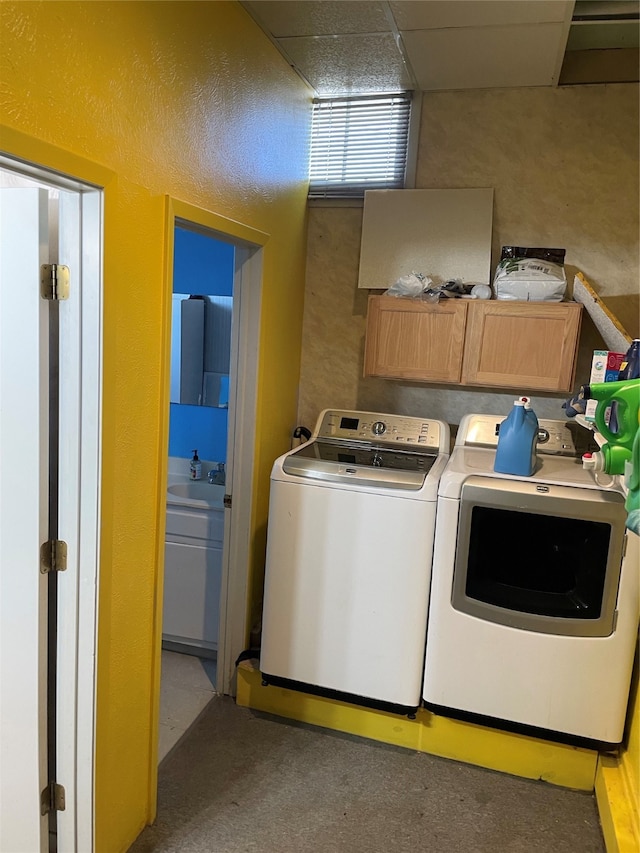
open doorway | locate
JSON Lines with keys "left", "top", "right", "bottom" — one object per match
{"left": 159, "top": 226, "right": 234, "bottom": 760}
{"left": 155, "top": 200, "right": 266, "bottom": 765}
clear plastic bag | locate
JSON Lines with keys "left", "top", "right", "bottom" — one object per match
{"left": 384, "top": 273, "right": 491, "bottom": 302}
{"left": 494, "top": 247, "right": 567, "bottom": 302}
{"left": 384, "top": 272, "right": 432, "bottom": 298}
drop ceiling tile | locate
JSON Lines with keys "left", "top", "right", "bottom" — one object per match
{"left": 279, "top": 33, "right": 412, "bottom": 95}
{"left": 390, "top": 0, "right": 572, "bottom": 30}
{"left": 573, "top": 1, "right": 640, "bottom": 20}
{"left": 241, "top": 1, "right": 391, "bottom": 38}
{"left": 403, "top": 22, "right": 568, "bottom": 90}
{"left": 566, "top": 20, "right": 640, "bottom": 50}
{"left": 559, "top": 46, "right": 640, "bottom": 83}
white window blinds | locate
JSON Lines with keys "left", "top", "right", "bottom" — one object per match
{"left": 309, "top": 93, "right": 412, "bottom": 199}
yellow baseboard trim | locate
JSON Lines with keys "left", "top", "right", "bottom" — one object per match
{"left": 237, "top": 663, "right": 597, "bottom": 791}
{"left": 596, "top": 755, "right": 640, "bottom": 853}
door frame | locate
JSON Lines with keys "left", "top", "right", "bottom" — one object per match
{"left": 157, "top": 197, "right": 267, "bottom": 699}
{"left": 56, "top": 180, "right": 103, "bottom": 853}
{"left": 0, "top": 153, "right": 104, "bottom": 852}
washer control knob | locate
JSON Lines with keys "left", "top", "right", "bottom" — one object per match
{"left": 371, "top": 421, "right": 386, "bottom": 436}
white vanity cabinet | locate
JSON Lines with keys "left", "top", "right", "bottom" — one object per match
{"left": 162, "top": 504, "right": 224, "bottom": 655}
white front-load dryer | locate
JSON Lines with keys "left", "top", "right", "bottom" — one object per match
{"left": 423, "top": 413, "right": 638, "bottom": 744}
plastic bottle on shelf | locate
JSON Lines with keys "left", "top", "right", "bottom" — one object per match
{"left": 585, "top": 378, "right": 640, "bottom": 459}
{"left": 582, "top": 447, "right": 631, "bottom": 476}
{"left": 582, "top": 452, "right": 603, "bottom": 472}
{"left": 609, "top": 339, "right": 640, "bottom": 433}
{"left": 622, "top": 339, "right": 640, "bottom": 378}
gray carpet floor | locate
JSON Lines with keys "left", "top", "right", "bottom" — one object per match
{"left": 130, "top": 696, "right": 605, "bottom": 853}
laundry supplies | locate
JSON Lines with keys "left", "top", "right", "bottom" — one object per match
{"left": 582, "top": 378, "right": 640, "bottom": 475}
{"left": 494, "top": 397, "right": 539, "bottom": 476}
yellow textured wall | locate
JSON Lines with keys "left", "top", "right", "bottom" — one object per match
{"left": 0, "top": 2, "right": 310, "bottom": 851}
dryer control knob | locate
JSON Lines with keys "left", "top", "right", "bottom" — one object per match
{"left": 537, "top": 428, "right": 550, "bottom": 443}
{"left": 371, "top": 421, "right": 386, "bottom": 436}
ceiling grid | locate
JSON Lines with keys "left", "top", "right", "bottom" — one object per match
{"left": 241, "top": 0, "right": 639, "bottom": 94}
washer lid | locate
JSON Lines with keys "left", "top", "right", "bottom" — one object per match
{"left": 282, "top": 439, "right": 438, "bottom": 490}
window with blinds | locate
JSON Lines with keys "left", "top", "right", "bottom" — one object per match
{"left": 308, "top": 93, "right": 412, "bottom": 200}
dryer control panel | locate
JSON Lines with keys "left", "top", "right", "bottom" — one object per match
{"left": 315, "top": 409, "right": 447, "bottom": 452}
{"left": 458, "top": 414, "right": 597, "bottom": 457}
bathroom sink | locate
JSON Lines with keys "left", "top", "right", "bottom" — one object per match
{"left": 167, "top": 481, "right": 222, "bottom": 504}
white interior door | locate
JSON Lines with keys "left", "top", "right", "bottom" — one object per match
{"left": 0, "top": 187, "right": 50, "bottom": 852}
{"left": 0, "top": 162, "right": 102, "bottom": 851}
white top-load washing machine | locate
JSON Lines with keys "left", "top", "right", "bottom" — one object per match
{"left": 423, "top": 413, "right": 639, "bottom": 744}
{"left": 260, "top": 409, "right": 450, "bottom": 714}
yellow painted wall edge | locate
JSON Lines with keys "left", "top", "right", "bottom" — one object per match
{"left": 236, "top": 663, "right": 598, "bottom": 792}
{"left": 596, "top": 634, "right": 640, "bottom": 853}
{"left": 596, "top": 755, "right": 640, "bottom": 853}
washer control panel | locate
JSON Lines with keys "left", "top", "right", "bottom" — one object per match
{"left": 316, "top": 409, "right": 447, "bottom": 451}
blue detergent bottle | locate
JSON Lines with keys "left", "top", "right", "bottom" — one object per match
{"left": 494, "top": 396, "right": 539, "bottom": 476}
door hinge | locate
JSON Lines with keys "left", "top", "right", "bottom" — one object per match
{"left": 41, "top": 781, "right": 66, "bottom": 815}
{"left": 223, "top": 493, "right": 232, "bottom": 509}
{"left": 41, "top": 264, "right": 70, "bottom": 301}
{"left": 40, "top": 539, "right": 68, "bottom": 574}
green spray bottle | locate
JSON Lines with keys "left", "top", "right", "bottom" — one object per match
{"left": 624, "top": 421, "right": 640, "bottom": 534}
{"left": 582, "top": 378, "right": 640, "bottom": 475}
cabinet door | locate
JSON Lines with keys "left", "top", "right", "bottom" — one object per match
{"left": 364, "top": 295, "right": 468, "bottom": 383}
{"left": 163, "top": 541, "right": 222, "bottom": 649}
{"left": 461, "top": 301, "right": 583, "bottom": 392}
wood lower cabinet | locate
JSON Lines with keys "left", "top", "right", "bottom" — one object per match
{"left": 364, "top": 295, "right": 583, "bottom": 393}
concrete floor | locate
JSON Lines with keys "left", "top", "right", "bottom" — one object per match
{"left": 158, "top": 650, "right": 217, "bottom": 762}
{"left": 132, "top": 694, "right": 605, "bottom": 853}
